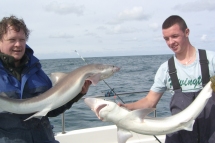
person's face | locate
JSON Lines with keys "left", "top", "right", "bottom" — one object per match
{"left": 162, "top": 24, "right": 189, "bottom": 54}
{"left": 0, "top": 26, "right": 26, "bottom": 62}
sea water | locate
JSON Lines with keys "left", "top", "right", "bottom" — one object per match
{"left": 40, "top": 54, "right": 173, "bottom": 133}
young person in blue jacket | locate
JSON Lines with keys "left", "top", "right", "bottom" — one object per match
{"left": 0, "top": 15, "right": 91, "bottom": 143}
{"left": 119, "top": 15, "right": 215, "bottom": 143}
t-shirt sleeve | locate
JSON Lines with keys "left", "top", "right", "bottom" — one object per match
{"left": 150, "top": 62, "right": 168, "bottom": 93}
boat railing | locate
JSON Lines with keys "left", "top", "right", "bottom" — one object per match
{"left": 60, "top": 90, "right": 154, "bottom": 134}
{"left": 61, "top": 112, "right": 66, "bottom": 134}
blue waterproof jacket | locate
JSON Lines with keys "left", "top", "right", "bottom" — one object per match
{"left": 0, "top": 45, "right": 52, "bottom": 99}
{"left": 0, "top": 45, "right": 59, "bottom": 143}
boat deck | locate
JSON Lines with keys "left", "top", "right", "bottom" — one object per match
{"left": 55, "top": 125, "right": 165, "bottom": 143}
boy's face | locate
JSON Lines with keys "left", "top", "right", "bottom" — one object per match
{"left": 162, "top": 23, "right": 189, "bottom": 55}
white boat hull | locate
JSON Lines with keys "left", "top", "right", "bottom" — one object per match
{"left": 55, "top": 125, "right": 165, "bottom": 143}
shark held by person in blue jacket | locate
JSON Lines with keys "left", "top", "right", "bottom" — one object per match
{"left": 0, "top": 64, "right": 120, "bottom": 121}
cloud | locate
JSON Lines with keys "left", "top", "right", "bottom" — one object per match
{"left": 49, "top": 33, "right": 74, "bottom": 39}
{"left": 96, "top": 26, "right": 107, "bottom": 30}
{"left": 118, "top": 7, "right": 149, "bottom": 21}
{"left": 122, "top": 37, "right": 141, "bottom": 42}
{"left": 108, "top": 7, "right": 150, "bottom": 24}
{"left": 174, "top": 0, "right": 215, "bottom": 12}
{"left": 84, "top": 31, "right": 101, "bottom": 39}
{"left": 106, "top": 25, "right": 139, "bottom": 34}
{"left": 200, "top": 34, "right": 207, "bottom": 41}
{"left": 45, "top": 1, "right": 84, "bottom": 15}
{"left": 200, "top": 34, "right": 215, "bottom": 42}
{"left": 149, "top": 23, "right": 159, "bottom": 31}
{"left": 153, "top": 36, "right": 164, "bottom": 41}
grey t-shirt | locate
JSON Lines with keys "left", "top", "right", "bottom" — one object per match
{"left": 150, "top": 49, "right": 215, "bottom": 95}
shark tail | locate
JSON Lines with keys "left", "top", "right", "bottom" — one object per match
{"left": 24, "top": 107, "right": 51, "bottom": 121}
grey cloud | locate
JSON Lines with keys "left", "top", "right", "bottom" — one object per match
{"left": 49, "top": 33, "right": 74, "bottom": 39}
{"left": 200, "top": 34, "right": 207, "bottom": 41}
{"left": 174, "top": 0, "right": 215, "bottom": 12}
{"left": 45, "top": 1, "right": 84, "bottom": 15}
{"left": 149, "top": 23, "right": 159, "bottom": 31}
{"left": 118, "top": 7, "right": 150, "bottom": 21}
{"left": 84, "top": 32, "right": 97, "bottom": 36}
{"left": 122, "top": 37, "right": 142, "bottom": 42}
{"left": 108, "top": 7, "right": 150, "bottom": 24}
{"left": 84, "top": 32, "right": 101, "bottom": 39}
{"left": 96, "top": 26, "right": 107, "bottom": 30}
{"left": 106, "top": 25, "right": 140, "bottom": 34}
{"left": 200, "top": 34, "right": 215, "bottom": 42}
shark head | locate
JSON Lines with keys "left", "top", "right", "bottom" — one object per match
{"left": 85, "top": 97, "right": 134, "bottom": 143}
{"left": 85, "top": 64, "right": 120, "bottom": 85}
{"left": 84, "top": 97, "right": 117, "bottom": 121}
{"left": 94, "top": 64, "right": 120, "bottom": 80}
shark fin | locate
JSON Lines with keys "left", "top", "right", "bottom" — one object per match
{"left": 181, "top": 120, "right": 195, "bottom": 131}
{"left": 24, "top": 108, "right": 51, "bottom": 121}
{"left": 126, "top": 108, "right": 156, "bottom": 122}
{"left": 86, "top": 73, "right": 101, "bottom": 85}
{"left": 50, "top": 72, "right": 68, "bottom": 86}
{"left": 117, "top": 127, "right": 133, "bottom": 143}
{"left": 0, "top": 93, "right": 7, "bottom": 112}
{"left": 0, "top": 107, "right": 4, "bottom": 112}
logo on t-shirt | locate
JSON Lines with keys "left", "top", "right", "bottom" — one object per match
{"left": 169, "top": 76, "right": 202, "bottom": 89}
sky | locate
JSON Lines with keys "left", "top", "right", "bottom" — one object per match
{"left": 0, "top": 0, "right": 215, "bottom": 59}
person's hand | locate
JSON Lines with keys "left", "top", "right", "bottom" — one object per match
{"left": 211, "top": 76, "right": 215, "bottom": 92}
{"left": 80, "top": 80, "right": 92, "bottom": 95}
{"left": 118, "top": 102, "right": 127, "bottom": 108}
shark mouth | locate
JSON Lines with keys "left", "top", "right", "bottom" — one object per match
{"left": 95, "top": 104, "right": 107, "bottom": 120}
{"left": 84, "top": 98, "right": 107, "bottom": 120}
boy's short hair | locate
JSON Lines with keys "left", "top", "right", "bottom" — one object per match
{"left": 162, "top": 15, "right": 187, "bottom": 31}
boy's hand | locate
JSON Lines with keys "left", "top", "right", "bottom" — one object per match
{"left": 211, "top": 76, "right": 215, "bottom": 92}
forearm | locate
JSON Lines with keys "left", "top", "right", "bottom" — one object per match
{"left": 122, "top": 90, "right": 163, "bottom": 110}
{"left": 47, "top": 93, "right": 85, "bottom": 117}
{"left": 124, "top": 97, "right": 154, "bottom": 110}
